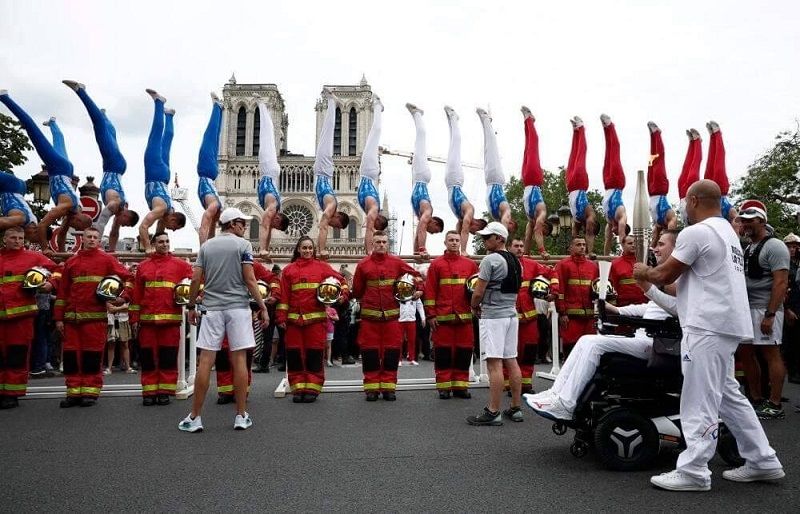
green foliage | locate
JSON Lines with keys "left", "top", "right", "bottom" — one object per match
{"left": 474, "top": 168, "right": 607, "bottom": 255}
{"left": 0, "top": 113, "right": 32, "bottom": 171}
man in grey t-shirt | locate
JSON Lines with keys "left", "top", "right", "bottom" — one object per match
{"left": 179, "top": 208, "right": 269, "bottom": 433}
{"left": 736, "top": 202, "right": 790, "bottom": 419}
{"left": 467, "top": 222, "right": 523, "bottom": 426}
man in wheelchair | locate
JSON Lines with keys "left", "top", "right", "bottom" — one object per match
{"left": 526, "top": 230, "right": 680, "bottom": 422}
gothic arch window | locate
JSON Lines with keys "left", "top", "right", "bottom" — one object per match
{"left": 348, "top": 216, "right": 357, "bottom": 240}
{"left": 235, "top": 106, "right": 246, "bottom": 156}
{"left": 348, "top": 107, "right": 357, "bottom": 156}
{"left": 249, "top": 218, "right": 259, "bottom": 240}
{"left": 333, "top": 107, "right": 342, "bottom": 156}
{"left": 333, "top": 226, "right": 341, "bottom": 239}
{"left": 252, "top": 105, "right": 261, "bottom": 156}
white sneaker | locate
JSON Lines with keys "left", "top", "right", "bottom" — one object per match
{"left": 650, "top": 470, "right": 710, "bottom": 491}
{"left": 398, "top": 360, "right": 403, "bottom": 367}
{"left": 178, "top": 414, "right": 203, "bottom": 433}
{"left": 722, "top": 465, "right": 785, "bottom": 483}
{"left": 524, "top": 389, "right": 556, "bottom": 404}
{"left": 526, "top": 396, "right": 572, "bottom": 421}
{"left": 326, "top": 360, "right": 333, "bottom": 367}
{"left": 234, "top": 412, "right": 253, "bottom": 430}
{"left": 409, "top": 360, "right": 419, "bottom": 366}
{"left": 103, "top": 368, "right": 111, "bottom": 376}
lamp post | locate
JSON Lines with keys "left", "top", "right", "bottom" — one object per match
{"left": 557, "top": 205, "right": 573, "bottom": 254}
{"left": 27, "top": 168, "right": 50, "bottom": 204}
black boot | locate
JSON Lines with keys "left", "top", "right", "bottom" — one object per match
{"left": 156, "top": 395, "right": 171, "bottom": 406}
{"left": 452, "top": 389, "right": 472, "bottom": 399}
{"left": 80, "top": 397, "right": 97, "bottom": 407}
{"left": 438, "top": 390, "right": 451, "bottom": 400}
{"left": 293, "top": 394, "right": 305, "bottom": 403}
{"left": 303, "top": 393, "right": 318, "bottom": 403}
{"left": 59, "top": 397, "right": 81, "bottom": 408}
{"left": 382, "top": 391, "right": 397, "bottom": 401}
{"left": 142, "top": 396, "right": 156, "bottom": 406}
{"left": 365, "top": 392, "right": 379, "bottom": 402}
{"left": 216, "top": 394, "right": 234, "bottom": 405}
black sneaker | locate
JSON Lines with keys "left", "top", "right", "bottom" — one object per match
{"left": 156, "top": 395, "right": 171, "bottom": 406}
{"left": 756, "top": 401, "right": 785, "bottom": 420}
{"left": 0, "top": 397, "right": 18, "bottom": 409}
{"left": 438, "top": 390, "right": 451, "bottom": 400}
{"left": 216, "top": 394, "right": 234, "bottom": 405}
{"left": 303, "top": 394, "right": 318, "bottom": 403}
{"left": 382, "top": 392, "right": 397, "bottom": 401}
{"left": 467, "top": 407, "right": 503, "bottom": 426}
{"left": 142, "top": 396, "right": 156, "bottom": 407}
{"left": 30, "top": 369, "right": 47, "bottom": 378}
{"left": 80, "top": 397, "right": 97, "bottom": 407}
{"left": 59, "top": 397, "right": 81, "bottom": 408}
{"left": 452, "top": 389, "right": 472, "bottom": 399}
{"left": 292, "top": 394, "right": 305, "bottom": 403}
{"left": 503, "top": 406, "right": 524, "bottom": 422}
{"left": 365, "top": 392, "right": 379, "bottom": 402}
{"left": 342, "top": 356, "right": 356, "bottom": 365}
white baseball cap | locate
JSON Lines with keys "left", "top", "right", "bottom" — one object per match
{"left": 784, "top": 232, "right": 800, "bottom": 244}
{"left": 476, "top": 221, "right": 509, "bottom": 240}
{"left": 219, "top": 207, "right": 252, "bottom": 225}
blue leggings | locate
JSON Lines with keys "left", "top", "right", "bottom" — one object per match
{"left": 75, "top": 88, "right": 126, "bottom": 174}
{"left": 144, "top": 98, "right": 170, "bottom": 183}
{"left": 197, "top": 102, "right": 222, "bottom": 180}
{"left": 0, "top": 172, "right": 27, "bottom": 195}
{"left": 163, "top": 110, "right": 174, "bottom": 168}
{"left": 0, "top": 93, "right": 73, "bottom": 177}
{"left": 46, "top": 119, "right": 69, "bottom": 161}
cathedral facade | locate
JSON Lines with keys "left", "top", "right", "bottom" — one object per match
{"left": 215, "top": 75, "right": 394, "bottom": 258}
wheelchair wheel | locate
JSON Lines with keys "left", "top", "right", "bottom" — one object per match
{"left": 570, "top": 441, "right": 589, "bottom": 458}
{"left": 552, "top": 422, "right": 568, "bottom": 436}
{"left": 716, "top": 423, "right": 746, "bottom": 468}
{"left": 594, "top": 409, "right": 659, "bottom": 471}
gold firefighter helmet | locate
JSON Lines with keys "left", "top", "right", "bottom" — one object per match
{"left": 23, "top": 267, "right": 52, "bottom": 289}
{"left": 173, "top": 278, "right": 192, "bottom": 305}
{"left": 529, "top": 275, "right": 551, "bottom": 300}
{"left": 393, "top": 273, "right": 416, "bottom": 302}
{"left": 96, "top": 275, "right": 123, "bottom": 301}
{"left": 465, "top": 273, "right": 480, "bottom": 298}
{"left": 250, "top": 280, "right": 270, "bottom": 306}
{"left": 316, "top": 277, "right": 342, "bottom": 305}
{"left": 591, "top": 278, "right": 617, "bottom": 302}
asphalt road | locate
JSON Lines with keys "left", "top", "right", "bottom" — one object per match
{"left": 2, "top": 362, "right": 799, "bottom": 513}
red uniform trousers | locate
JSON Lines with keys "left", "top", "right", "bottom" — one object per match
{"left": 504, "top": 320, "right": 539, "bottom": 393}
{"left": 284, "top": 323, "right": 326, "bottom": 397}
{"left": 63, "top": 322, "right": 107, "bottom": 399}
{"left": 561, "top": 316, "right": 596, "bottom": 349}
{"left": 215, "top": 337, "right": 254, "bottom": 397}
{"left": 432, "top": 323, "right": 473, "bottom": 391}
{"left": 138, "top": 325, "right": 180, "bottom": 397}
{"left": 359, "top": 319, "right": 401, "bottom": 393}
{"left": 0, "top": 319, "right": 34, "bottom": 398}
{"left": 400, "top": 321, "right": 417, "bottom": 361}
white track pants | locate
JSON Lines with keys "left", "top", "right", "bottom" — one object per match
{"left": 410, "top": 110, "right": 431, "bottom": 184}
{"left": 358, "top": 100, "right": 382, "bottom": 181}
{"left": 258, "top": 101, "right": 280, "bottom": 180}
{"left": 313, "top": 94, "right": 337, "bottom": 179}
{"left": 445, "top": 109, "right": 463, "bottom": 188}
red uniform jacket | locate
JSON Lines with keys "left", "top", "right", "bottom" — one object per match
{"left": 53, "top": 248, "right": 132, "bottom": 323}
{"left": 423, "top": 252, "right": 477, "bottom": 324}
{"left": 276, "top": 258, "right": 347, "bottom": 326}
{"left": 610, "top": 254, "right": 647, "bottom": 307}
{"left": 253, "top": 261, "right": 281, "bottom": 301}
{"left": 353, "top": 253, "right": 420, "bottom": 322}
{"left": 554, "top": 255, "right": 598, "bottom": 317}
{"left": 517, "top": 256, "right": 559, "bottom": 323}
{"left": 129, "top": 253, "right": 193, "bottom": 325}
{"left": 0, "top": 248, "right": 57, "bottom": 320}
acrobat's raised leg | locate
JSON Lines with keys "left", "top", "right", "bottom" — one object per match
{"left": 198, "top": 94, "right": 224, "bottom": 245}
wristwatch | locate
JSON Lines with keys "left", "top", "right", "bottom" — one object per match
{"left": 764, "top": 311, "right": 776, "bottom": 319}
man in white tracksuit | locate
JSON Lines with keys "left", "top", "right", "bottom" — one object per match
{"left": 526, "top": 230, "right": 679, "bottom": 421}
{"left": 635, "top": 179, "right": 784, "bottom": 492}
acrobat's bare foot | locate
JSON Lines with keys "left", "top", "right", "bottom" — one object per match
{"left": 373, "top": 95, "right": 384, "bottom": 112}
{"left": 572, "top": 116, "right": 583, "bottom": 129}
{"left": 62, "top": 80, "right": 85, "bottom": 91}
{"left": 444, "top": 105, "right": 458, "bottom": 121}
{"left": 146, "top": 89, "right": 166, "bottom": 103}
{"left": 706, "top": 120, "right": 720, "bottom": 134}
{"left": 521, "top": 106, "right": 534, "bottom": 120}
{"left": 42, "top": 117, "right": 56, "bottom": 127}
{"left": 406, "top": 102, "right": 423, "bottom": 116}
{"left": 476, "top": 107, "right": 491, "bottom": 121}
{"left": 211, "top": 92, "right": 223, "bottom": 107}
{"left": 689, "top": 128, "right": 702, "bottom": 140}
{"left": 647, "top": 121, "right": 660, "bottom": 134}
{"left": 164, "top": 108, "right": 176, "bottom": 116}
{"left": 600, "top": 114, "right": 612, "bottom": 127}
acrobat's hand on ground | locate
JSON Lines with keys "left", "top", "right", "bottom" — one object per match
{"left": 539, "top": 249, "right": 550, "bottom": 261}
{"left": 318, "top": 250, "right": 330, "bottom": 261}
{"left": 258, "top": 251, "right": 273, "bottom": 264}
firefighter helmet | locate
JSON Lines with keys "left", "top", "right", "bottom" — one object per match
{"left": 173, "top": 278, "right": 192, "bottom": 306}
{"left": 316, "top": 277, "right": 342, "bottom": 305}
{"left": 393, "top": 273, "right": 416, "bottom": 302}
{"left": 96, "top": 275, "right": 123, "bottom": 301}
{"left": 465, "top": 273, "right": 480, "bottom": 298}
{"left": 529, "top": 275, "right": 551, "bottom": 300}
{"left": 250, "top": 280, "right": 270, "bottom": 306}
{"left": 591, "top": 278, "right": 617, "bottom": 302}
{"left": 22, "top": 267, "right": 51, "bottom": 289}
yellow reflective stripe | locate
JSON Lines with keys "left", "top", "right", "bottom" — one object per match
{"left": 304, "top": 382, "right": 323, "bottom": 392}
{"left": 124, "top": 282, "right": 134, "bottom": 289}
{"left": 436, "top": 381, "right": 453, "bottom": 389}
{"left": 128, "top": 305, "right": 140, "bottom": 311}
{"left": 0, "top": 274, "right": 24, "bottom": 283}
{"left": 217, "top": 385, "right": 234, "bottom": 393}
{"left": 1, "top": 304, "right": 38, "bottom": 316}
{"left": 276, "top": 303, "right": 288, "bottom": 311}
{"left": 4, "top": 383, "right": 26, "bottom": 391}
{"left": 558, "top": 294, "right": 565, "bottom": 299}
{"left": 55, "top": 299, "right": 66, "bottom": 307}
{"left": 142, "top": 384, "right": 159, "bottom": 392}
{"left": 159, "top": 383, "right": 177, "bottom": 391}
{"left": 521, "top": 378, "right": 533, "bottom": 385}
{"left": 363, "top": 383, "right": 381, "bottom": 390}
{"left": 144, "top": 281, "right": 175, "bottom": 288}
{"left": 439, "top": 278, "right": 466, "bottom": 285}
{"left": 380, "top": 382, "right": 397, "bottom": 390}
{"left": 74, "top": 276, "right": 104, "bottom": 283}
{"left": 436, "top": 312, "right": 473, "bottom": 322}
{"left": 619, "top": 278, "right": 637, "bottom": 285}
{"left": 423, "top": 300, "right": 436, "bottom": 306}
{"left": 140, "top": 313, "right": 183, "bottom": 321}
{"left": 64, "top": 311, "right": 108, "bottom": 320}
{"left": 287, "top": 311, "right": 327, "bottom": 321}
{"left": 66, "top": 387, "right": 82, "bottom": 395}
{"left": 366, "top": 279, "right": 395, "bottom": 287}
{"left": 81, "top": 387, "right": 101, "bottom": 395}
{"left": 566, "top": 308, "right": 592, "bottom": 316}
{"left": 451, "top": 381, "right": 470, "bottom": 389}
{"left": 340, "top": 284, "right": 350, "bottom": 290}
{"left": 567, "top": 279, "right": 592, "bottom": 285}
{"left": 520, "top": 280, "right": 530, "bottom": 288}
{"left": 291, "top": 282, "right": 319, "bottom": 291}
{"left": 52, "top": 272, "right": 62, "bottom": 278}
{"left": 361, "top": 308, "right": 400, "bottom": 318}
{"left": 518, "top": 309, "right": 538, "bottom": 319}
{"left": 549, "top": 278, "right": 559, "bottom": 284}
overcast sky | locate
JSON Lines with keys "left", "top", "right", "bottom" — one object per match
{"left": 2, "top": 0, "right": 799, "bottom": 252}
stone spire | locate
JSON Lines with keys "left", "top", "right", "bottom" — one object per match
{"left": 360, "top": 73, "right": 368, "bottom": 86}
{"left": 228, "top": 73, "right": 237, "bottom": 85}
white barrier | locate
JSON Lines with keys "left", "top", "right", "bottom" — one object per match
{"left": 535, "top": 301, "right": 561, "bottom": 382}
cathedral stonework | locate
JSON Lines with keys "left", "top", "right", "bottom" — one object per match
{"left": 216, "top": 76, "right": 391, "bottom": 259}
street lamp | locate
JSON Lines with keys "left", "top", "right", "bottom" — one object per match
{"left": 557, "top": 205, "right": 573, "bottom": 255}
{"left": 547, "top": 213, "right": 560, "bottom": 236}
{"left": 27, "top": 168, "right": 50, "bottom": 204}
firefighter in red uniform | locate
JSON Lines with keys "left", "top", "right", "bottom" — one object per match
{"left": 0, "top": 226, "right": 57, "bottom": 409}
{"left": 275, "top": 236, "right": 347, "bottom": 403}
{"left": 353, "top": 230, "right": 421, "bottom": 401}
{"left": 609, "top": 234, "right": 647, "bottom": 307}
{"left": 424, "top": 230, "right": 478, "bottom": 399}
{"left": 554, "top": 236, "right": 598, "bottom": 356}
{"left": 129, "top": 232, "right": 192, "bottom": 406}
{"left": 508, "top": 237, "right": 559, "bottom": 393}
{"left": 54, "top": 226, "right": 132, "bottom": 408}
{"left": 215, "top": 259, "right": 280, "bottom": 403}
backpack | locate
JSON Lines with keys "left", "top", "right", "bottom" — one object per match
{"left": 744, "top": 236, "right": 774, "bottom": 279}
{"left": 495, "top": 251, "right": 522, "bottom": 294}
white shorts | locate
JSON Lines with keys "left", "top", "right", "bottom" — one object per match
{"left": 479, "top": 316, "right": 519, "bottom": 360}
{"left": 196, "top": 308, "right": 256, "bottom": 352}
{"left": 743, "top": 308, "right": 784, "bottom": 345}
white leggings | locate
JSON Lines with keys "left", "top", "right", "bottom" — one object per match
{"left": 478, "top": 112, "right": 505, "bottom": 185}
{"left": 445, "top": 109, "right": 463, "bottom": 188}
{"left": 359, "top": 100, "right": 382, "bottom": 181}
{"left": 258, "top": 102, "right": 280, "bottom": 180}
{"left": 410, "top": 110, "right": 431, "bottom": 184}
{"left": 313, "top": 95, "right": 337, "bottom": 179}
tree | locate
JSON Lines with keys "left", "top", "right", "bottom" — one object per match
{"left": 731, "top": 128, "right": 800, "bottom": 237}
{"left": 0, "top": 113, "right": 32, "bottom": 171}
{"left": 475, "top": 168, "right": 607, "bottom": 255}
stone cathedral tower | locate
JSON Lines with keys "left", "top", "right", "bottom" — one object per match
{"left": 216, "top": 74, "right": 391, "bottom": 258}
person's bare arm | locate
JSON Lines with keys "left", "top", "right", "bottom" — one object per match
{"left": 318, "top": 199, "right": 335, "bottom": 258}
{"left": 633, "top": 256, "right": 689, "bottom": 286}
{"left": 108, "top": 218, "right": 121, "bottom": 252}
{"left": 56, "top": 218, "right": 69, "bottom": 251}
{"left": 0, "top": 212, "right": 26, "bottom": 230}
{"left": 415, "top": 204, "right": 432, "bottom": 254}
{"left": 138, "top": 204, "right": 166, "bottom": 252}
{"left": 364, "top": 202, "right": 377, "bottom": 255}
{"left": 38, "top": 204, "right": 70, "bottom": 250}
{"left": 259, "top": 200, "right": 277, "bottom": 258}
{"left": 470, "top": 278, "right": 489, "bottom": 318}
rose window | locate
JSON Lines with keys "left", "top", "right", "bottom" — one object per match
{"left": 284, "top": 204, "right": 313, "bottom": 237}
